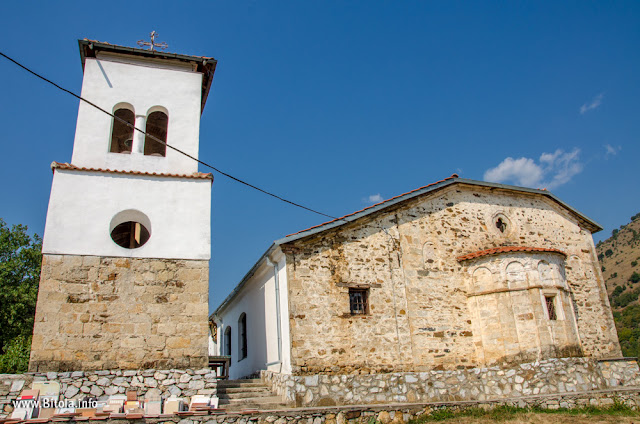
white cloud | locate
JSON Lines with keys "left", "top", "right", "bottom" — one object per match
{"left": 604, "top": 144, "right": 621, "bottom": 157}
{"left": 483, "top": 157, "right": 543, "bottom": 187}
{"left": 483, "top": 148, "right": 583, "bottom": 190}
{"left": 366, "top": 193, "right": 384, "bottom": 204}
{"left": 580, "top": 93, "right": 604, "bottom": 114}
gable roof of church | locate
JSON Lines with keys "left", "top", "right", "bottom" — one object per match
{"left": 275, "top": 175, "right": 602, "bottom": 246}
{"left": 212, "top": 176, "right": 602, "bottom": 317}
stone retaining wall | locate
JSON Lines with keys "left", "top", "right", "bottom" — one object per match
{"left": 262, "top": 358, "right": 640, "bottom": 407}
{"left": 0, "top": 368, "right": 217, "bottom": 418}
{"left": 4, "top": 387, "right": 640, "bottom": 424}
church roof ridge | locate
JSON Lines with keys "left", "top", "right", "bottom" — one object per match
{"left": 275, "top": 176, "right": 603, "bottom": 245}
{"left": 283, "top": 174, "right": 460, "bottom": 239}
{"left": 51, "top": 161, "right": 214, "bottom": 180}
{"left": 457, "top": 246, "right": 567, "bottom": 262}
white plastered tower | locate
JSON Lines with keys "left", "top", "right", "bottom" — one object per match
{"left": 30, "top": 39, "right": 217, "bottom": 372}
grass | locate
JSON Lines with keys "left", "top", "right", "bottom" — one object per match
{"left": 407, "top": 401, "right": 640, "bottom": 423}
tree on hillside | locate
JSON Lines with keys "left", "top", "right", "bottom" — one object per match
{"left": 0, "top": 218, "right": 42, "bottom": 372}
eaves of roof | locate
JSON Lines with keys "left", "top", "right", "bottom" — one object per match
{"left": 78, "top": 39, "right": 217, "bottom": 114}
{"left": 211, "top": 244, "right": 277, "bottom": 319}
{"left": 51, "top": 161, "right": 213, "bottom": 181}
{"left": 457, "top": 246, "right": 567, "bottom": 262}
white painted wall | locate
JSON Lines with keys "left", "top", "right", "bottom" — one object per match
{"left": 42, "top": 169, "right": 211, "bottom": 260}
{"left": 209, "top": 334, "right": 216, "bottom": 356}
{"left": 71, "top": 53, "right": 203, "bottom": 174}
{"left": 215, "top": 249, "right": 291, "bottom": 379}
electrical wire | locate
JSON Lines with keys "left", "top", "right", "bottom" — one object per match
{"left": 0, "top": 50, "right": 340, "bottom": 221}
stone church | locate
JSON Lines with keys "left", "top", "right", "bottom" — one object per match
{"left": 29, "top": 37, "right": 634, "bottom": 409}
{"left": 211, "top": 175, "right": 622, "bottom": 382}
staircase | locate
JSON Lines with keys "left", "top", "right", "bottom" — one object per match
{"left": 216, "top": 378, "right": 288, "bottom": 412}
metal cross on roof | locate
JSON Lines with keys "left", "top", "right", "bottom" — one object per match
{"left": 137, "top": 31, "right": 168, "bottom": 52}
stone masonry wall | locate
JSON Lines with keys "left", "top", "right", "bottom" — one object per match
{"left": 1, "top": 368, "right": 216, "bottom": 418}
{"left": 30, "top": 255, "right": 210, "bottom": 371}
{"left": 2, "top": 361, "right": 639, "bottom": 418}
{"left": 5, "top": 385, "right": 640, "bottom": 422}
{"left": 283, "top": 184, "right": 621, "bottom": 375}
{"left": 5, "top": 388, "right": 640, "bottom": 423}
{"left": 262, "top": 358, "right": 640, "bottom": 407}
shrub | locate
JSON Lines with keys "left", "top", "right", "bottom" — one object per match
{"left": 0, "top": 335, "right": 31, "bottom": 373}
{"left": 613, "top": 291, "right": 639, "bottom": 308}
{"left": 613, "top": 286, "right": 625, "bottom": 297}
{"left": 606, "top": 249, "right": 614, "bottom": 257}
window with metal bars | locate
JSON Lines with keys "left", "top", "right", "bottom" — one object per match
{"left": 349, "top": 288, "right": 369, "bottom": 315}
{"left": 545, "top": 296, "right": 557, "bottom": 320}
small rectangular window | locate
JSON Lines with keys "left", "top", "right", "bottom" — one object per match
{"left": 349, "top": 288, "right": 368, "bottom": 315}
{"left": 545, "top": 296, "right": 557, "bottom": 320}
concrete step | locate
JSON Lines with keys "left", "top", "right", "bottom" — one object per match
{"left": 219, "top": 386, "right": 272, "bottom": 394}
{"left": 214, "top": 378, "right": 287, "bottom": 411}
{"left": 217, "top": 399, "right": 288, "bottom": 412}
{"left": 218, "top": 390, "right": 275, "bottom": 400}
{"left": 217, "top": 379, "right": 266, "bottom": 389}
{"left": 219, "top": 395, "right": 284, "bottom": 405}
{"left": 218, "top": 378, "right": 262, "bottom": 385}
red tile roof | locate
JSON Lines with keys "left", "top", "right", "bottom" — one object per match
{"left": 457, "top": 246, "right": 567, "bottom": 262}
{"left": 285, "top": 174, "right": 459, "bottom": 238}
{"left": 51, "top": 162, "right": 213, "bottom": 180}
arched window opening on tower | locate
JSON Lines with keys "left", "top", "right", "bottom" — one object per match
{"left": 224, "top": 327, "right": 232, "bottom": 357}
{"left": 110, "top": 221, "right": 150, "bottom": 249}
{"left": 144, "top": 111, "right": 168, "bottom": 157}
{"left": 110, "top": 108, "right": 135, "bottom": 153}
{"left": 238, "top": 313, "right": 247, "bottom": 361}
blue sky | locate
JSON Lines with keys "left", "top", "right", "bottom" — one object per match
{"left": 1, "top": 2, "right": 639, "bottom": 312}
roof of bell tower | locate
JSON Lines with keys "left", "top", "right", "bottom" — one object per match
{"left": 78, "top": 39, "right": 217, "bottom": 113}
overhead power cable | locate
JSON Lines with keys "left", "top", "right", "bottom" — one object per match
{"left": 0, "top": 51, "right": 340, "bottom": 221}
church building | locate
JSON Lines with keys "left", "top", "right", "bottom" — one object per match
{"left": 28, "top": 37, "right": 633, "bottom": 410}
{"left": 211, "top": 175, "right": 621, "bottom": 383}
{"left": 29, "top": 39, "right": 216, "bottom": 371}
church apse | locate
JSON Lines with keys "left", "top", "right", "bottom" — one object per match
{"left": 461, "top": 250, "right": 583, "bottom": 367}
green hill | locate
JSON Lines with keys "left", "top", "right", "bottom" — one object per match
{"left": 596, "top": 213, "right": 640, "bottom": 357}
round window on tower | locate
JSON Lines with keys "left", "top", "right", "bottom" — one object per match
{"left": 109, "top": 210, "right": 152, "bottom": 249}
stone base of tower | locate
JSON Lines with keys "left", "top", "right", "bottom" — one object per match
{"left": 29, "top": 254, "right": 209, "bottom": 372}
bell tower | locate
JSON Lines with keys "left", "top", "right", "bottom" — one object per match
{"left": 30, "top": 39, "right": 217, "bottom": 371}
